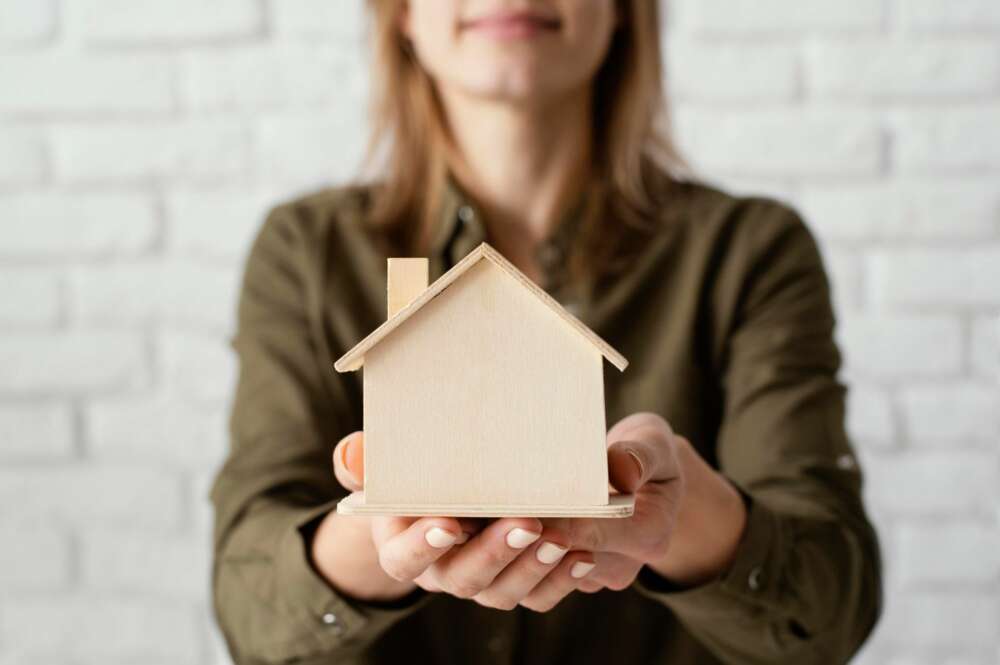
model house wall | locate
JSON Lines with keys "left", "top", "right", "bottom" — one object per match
{"left": 363, "top": 258, "right": 609, "bottom": 506}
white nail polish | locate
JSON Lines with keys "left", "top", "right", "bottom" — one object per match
{"left": 536, "top": 542, "right": 568, "bottom": 564}
{"left": 506, "top": 528, "right": 541, "bottom": 549}
{"left": 570, "top": 561, "right": 596, "bottom": 579}
{"left": 425, "top": 527, "right": 457, "bottom": 548}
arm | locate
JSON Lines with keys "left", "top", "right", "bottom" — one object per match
{"left": 631, "top": 202, "right": 883, "bottom": 664}
{"left": 209, "top": 206, "right": 432, "bottom": 664}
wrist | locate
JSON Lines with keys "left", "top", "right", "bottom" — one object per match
{"left": 310, "top": 511, "right": 418, "bottom": 602}
{"left": 647, "top": 438, "right": 748, "bottom": 587}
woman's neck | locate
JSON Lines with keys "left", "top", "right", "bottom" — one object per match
{"left": 439, "top": 87, "right": 593, "bottom": 253}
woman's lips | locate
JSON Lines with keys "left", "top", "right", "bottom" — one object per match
{"left": 462, "top": 11, "right": 561, "bottom": 39}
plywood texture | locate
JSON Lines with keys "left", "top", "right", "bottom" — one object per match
{"left": 363, "top": 258, "right": 610, "bottom": 507}
{"left": 335, "top": 242, "right": 627, "bottom": 373}
{"left": 387, "top": 257, "right": 428, "bottom": 318}
{"left": 337, "top": 491, "right": 636, "bottom": 518}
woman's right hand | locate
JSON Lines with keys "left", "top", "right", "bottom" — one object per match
{"left": 311, "top": 431, "right": 595, "bottom": 610}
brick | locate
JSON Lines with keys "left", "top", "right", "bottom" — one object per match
{"left": 72, "top": 260, "right": 239, "bottom": 332}
{"left": 165, "top": 187, "right": 277, "bottom": 261}
{"left": 0, "top": 332, "right": 148, "bottom": 394}
{"left": 0, "top": 465, "right": 182, "bottom": 528}
{"left": 71, "top": 0, "right": 262, "bottom": 43}
{"left": 898, "top": 522, "right": 1000, "bottom": 584}
{"left": 675, "top": 107, "right": 881, "bottom": 177}
{"left": 679, "top": 0, "right": 884, "bottom": 34}
{"left": 863, "top": 451, "right": 996, "bottom": 516}
{"left": 838, "top": 315, "right": 962, "bottom": 379}
{"left": 256, "top": 111, "right": 369, "bottom": 185}
{"left": 82, "top": 530, "right": 210, "bottom": 598}
{"left": 0, "top": 192, "right": 157, "bottom": 257}
{"left": 0, "top": 596, "right": 202, "bottom": 660}
{"left": 799, "top": 180, "right": 1000, "bottom": 242}
{"left": 0, "top": 128, "right": 45, "bottom": 184}
{"left": 871, "top": 248, "right": 1000, "bottom": 307}
{"left": 902, "top": 0, "right": 1000, "bottom": 31}
{"left": 900, "top": 384, "right": 1000, "bottom": 444}
{"left": 0, "top": 0, "right": 55, "bottom": 43}
{"left": 54, "top": 121, "right": 250, "bottom": 184}
{"left": 893, "top": 106, "right": 1000, "bottom": 173}
{"left": 0, "top": 403, "right": 74, "bottom": 459}
{"left": 0, "top": 54, "right": 172, "bottom": 115}
{"left": 846, "top": 385, "right": 895, "bottom": 448}
{"left": 877, "top": 592, "right": 998, "bottom": 649}
{"left": 271, "top": 0, "right": 367, "bottom": 41}
{"left": 161, "top": 332, "right": 236, "bottom": 405}
{"left": 87, "top": 395, "right": 227, "bottom": 468}
{"left": 0, "top": 525, "right": 71, "bottom": 590}
{"left": 970, "top": 315, "right": 999, "bottom": 378}
{"left": 180, "top": 44, "right": 364, "bottom": 111}
{"left": 667, "top": 41, "right": 798, "bottom": 102}
{"left": 807, "top": 41, "right": 1000, "bottom": 98}
{"left": 0, "top": 270, "right": 61, "bottom": 326}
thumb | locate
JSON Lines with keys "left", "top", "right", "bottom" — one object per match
{"left": 333, "top": 431, "right": 365, "bottom": 491}
{"left": 607, "top": 432, "right": 680, "bottom": 494}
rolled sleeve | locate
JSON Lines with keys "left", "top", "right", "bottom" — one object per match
{"left": 633, "top": 488, "right": 787, "bottom": 623}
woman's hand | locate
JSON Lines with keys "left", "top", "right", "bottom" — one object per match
{"left": 324, "top": 431, "right": 595, "bottom": 611}
{"left": 539, "top": 412, "right": 748, "bottom": 605}
{"left": 313, "top": 413, "right": 747, "bottom": 611}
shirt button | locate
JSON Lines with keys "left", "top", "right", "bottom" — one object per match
{"left": 837, "top": 454, "right": 856, "bottom": 470}
{"left": 748, "top": 566, "right": 763, "bottom": 591}
{"left": 321, "top": 612, "right": 338, "bottom": 625}
{"left": 458, "top": 205, "right": 476, "bottom": 223}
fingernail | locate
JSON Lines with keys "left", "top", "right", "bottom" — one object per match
{"left": 570, "top": 561, "right": 596, "bottom": 579}
{"left": 506, "top": 528, "right": 541, "bottom": 549}
{"left": 627, "top": 449, "right": 644, "bottom": 479}
{"left": 455, "top": 531, "right": 470, "bottom": 544}
{"left": 425, "top": 527, "right": 457, "bottom": 548}
{"left": 340, "top": 439, "right": 361, "bottom": 486}
{"left": 536, "top": 542, "right": 568, "bottom": 565}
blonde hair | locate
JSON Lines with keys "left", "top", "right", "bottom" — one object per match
{"left": 362, "top": 0, "right": 686, "bottom": 279}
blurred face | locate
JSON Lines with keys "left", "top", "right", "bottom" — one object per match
{"left": 401, "top": 0, "right": 619, "bottom": 105}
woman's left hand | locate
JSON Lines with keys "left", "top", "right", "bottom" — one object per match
{"left": 509, "top": 411, "right": 748, "bottom": 613}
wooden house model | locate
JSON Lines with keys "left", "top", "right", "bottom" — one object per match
{"left": 334, "top": 242, "right": 633, "bottom": 518}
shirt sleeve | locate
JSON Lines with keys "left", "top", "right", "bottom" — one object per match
{"left": 631, "top": 200, "right": 883, "bottom": 664}
{"left": 209, "top": 204, "right": 433, "bottom": 664}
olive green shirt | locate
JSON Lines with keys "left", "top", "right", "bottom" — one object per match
{"left": 210, "top": 168, "right": 882, "bottom": 664}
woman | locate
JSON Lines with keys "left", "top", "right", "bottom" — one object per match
{"left": 211, "top": 1, "right": 882, "bottom": 663}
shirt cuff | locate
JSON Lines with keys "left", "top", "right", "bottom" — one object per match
{"left": 275, "top": 500, "right": 435, "bottom": 647}
{"left": 631, "top": 488, "right": 789, "bottom": 621}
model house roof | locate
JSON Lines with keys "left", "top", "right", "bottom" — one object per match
{"left": 334, "top": 242, "right": 628, "bottom": 373}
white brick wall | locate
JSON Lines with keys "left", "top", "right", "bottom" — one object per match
{"left": 0, "top": 0, "right": 997, "bottom": 662}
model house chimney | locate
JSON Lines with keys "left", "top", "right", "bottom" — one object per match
{"left": 387, "top": 258, "right": 429, "bottom": 319}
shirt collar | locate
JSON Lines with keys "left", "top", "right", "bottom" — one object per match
{"left": 430, "top": 170, "right": 589, "bottom": 289}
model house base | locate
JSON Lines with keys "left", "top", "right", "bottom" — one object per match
{"left": 337, "top": 491, "right": 635, "bottom": 518}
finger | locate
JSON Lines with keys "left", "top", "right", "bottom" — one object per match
{"left": 428, "top": 517, "right": 543, "bottom": 598}
{"left": 455, "top": 518, "right": 486, "bottom": 544}
{"left": 414, "top": 570, "right": 443, "bottom": 593}
{"left": 332, "top": 431, "right": 365, "bottom": 491}
{"left": 471, "top": 526, "right": 573, "bottom": 610}
{"left": 606, "top": 413, "right": 680, "bottom": 493}
{"left": 518, "top": 550, "right": 596, "bottom": 612}
{"left": 584, "top": 551, "right": 643, "bottom": 591}
{"left": 374, "top": 516, "right": 464, "bottom": 582}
